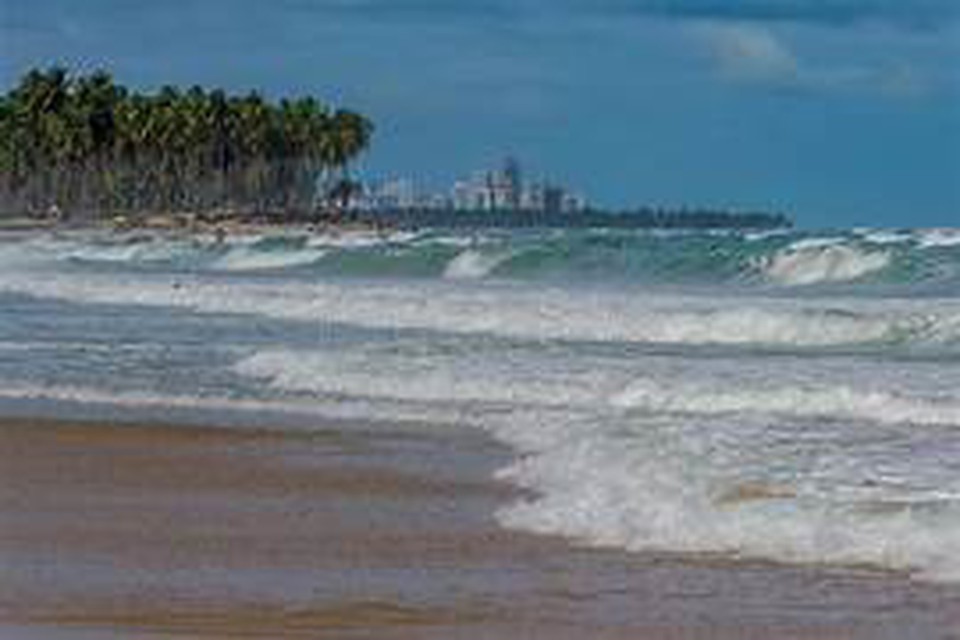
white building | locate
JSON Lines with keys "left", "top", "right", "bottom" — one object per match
{"left": 359, "top": 159, "right": 588, "bottom": 214}
{"left": 452, "top": 159, "right": 526, "bottom": 212}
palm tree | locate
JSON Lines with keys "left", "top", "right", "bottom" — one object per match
{"left": 114, "top": 93, "right": 155, "bottom": 211}
{"left": 233, "top": 92, "right": 272, "bottom": 211}
{"left": 316, "top": 109, "right": 373, "bottom": 214}
{"left": 9, "top": 67, "right": 71, "bottom": 212}
{"left": 72, "top": 70, "right": 121, "bottom": 213}
{"left": 1, "top": 65, "right": 374, "bottom": 221}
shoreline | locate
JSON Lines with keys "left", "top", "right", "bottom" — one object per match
{"left": 2, "top": 415, "right": 958, "bottom": 639}
{"left": 0, "top": 214, "right": 389, "bottom": 239}
{"left": 0, "top": 208, "right": 798, "bottom": 238}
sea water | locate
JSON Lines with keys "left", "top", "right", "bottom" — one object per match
{"left": 1, "top": 226, "right": 959, "bottom": 582}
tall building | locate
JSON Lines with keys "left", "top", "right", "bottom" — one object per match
{"left": 452, "top": 180, "right": 477, "bottom": 210}
{"left": 502, "top": 157, "right": 522, "bottom": 211}
{"left": 543, "top": 185, "right": 565, "bottom": 216}
{"left": 353, "top": 178, "right": 417, "bottom": 211}
{"left": 520, "top": 182, "right": 546, "bottom": 212}
{"left": 361, "top": 158, "right": 588, "bottom": 214}
{"left": 563, "top": 192, "right": 588, "bottom": 214}
{"left": 451, "top": 158, "right": 528, "bottom": 212}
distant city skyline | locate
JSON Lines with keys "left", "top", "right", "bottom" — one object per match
{"left": 353, "top": 157, "right": 587, "bottom": 214}
{"left": 2, "top": 1, "right": 958, "bottom": 227}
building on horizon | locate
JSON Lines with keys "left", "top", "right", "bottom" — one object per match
{"left": 449, "top": 157, "right": 586, "bottom": 214}
{"left": 352, "top": 157, "right": 587, "bottom": 215}
{"left": 350, "top": 177, "right": 417, "bottom": 211}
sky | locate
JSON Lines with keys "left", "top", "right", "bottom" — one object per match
{"left": 1, "top": 0, "right": 958, "bottom": 227}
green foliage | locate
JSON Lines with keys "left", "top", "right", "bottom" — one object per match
{"left": 0, "top": 66, "right": 374, "bottom": 219}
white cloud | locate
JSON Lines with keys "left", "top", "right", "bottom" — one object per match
{"left": 695, "top": 23, "right": 932, "bottom": 97}
{"left": 700, "top": 24, "right": 800, "bottom": 84}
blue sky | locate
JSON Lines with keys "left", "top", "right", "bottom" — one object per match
{"left": 1, "top": 0, "right": 958, "bottom": 227}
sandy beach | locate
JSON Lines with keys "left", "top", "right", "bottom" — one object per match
{"left": 1, "top": 416, "right": 957, "bottom": 639}
{"left": 3, "top": 1, "right": 959, "bottom": 634}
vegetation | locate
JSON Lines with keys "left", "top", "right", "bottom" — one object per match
{"left": 0, "top": 66, "right": 373, "bottom": 221}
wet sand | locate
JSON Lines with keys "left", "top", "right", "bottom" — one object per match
{"left": 1, "top": 417, "right": 958, "bottom": 639}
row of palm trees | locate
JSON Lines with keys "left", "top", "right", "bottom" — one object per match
{"left": 0, "top": 66, "right": 373, "bottom": 220}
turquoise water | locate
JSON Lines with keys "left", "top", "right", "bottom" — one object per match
{"left": 1, "top": 226, "right": 959, "bottom": 581}
{"left": 14, "top": 226, "right": 959, "bottom": 288}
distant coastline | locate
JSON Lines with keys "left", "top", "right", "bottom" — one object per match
{"left": 2, "top": 65, "right": 791, "bottom": 233}
{"left": 1, "top": 66, "right": 373, "bottom": 225}
{"left": 351, "top": 206, "right": 792, "bottom": 230}
{"left": 1, "top": 206, "right": 792, "bottom": 234}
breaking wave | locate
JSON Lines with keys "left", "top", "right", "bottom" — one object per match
{"left": 917, "top": 228, "right": 960, "bottom": 249}
{"left": 495, "top": 417, "right": 960, "bottom": 583}
{"left": 443, "top": 249, "right": 515, "bottom": 280}
{"left": 757, "top": 243, "right": 892, "bottom": 285}
{"left": 3, "top": 226, "right": 960, "bottom": 585}
{"left": 4, "top": 227, "right": 959, "bottom": 286}
{"left": 229, "top": 344, "right": 960, "bottom": 583}
{"left": 213, "top": 246, "right": 327, "bottom": 271}
{"left": 611, "top": 379, "right": 960, "bottom": 426}
{"left": 2, "top": 268, "right": 958, "bottom": 348}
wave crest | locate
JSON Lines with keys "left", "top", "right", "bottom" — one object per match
{"left": 443, "top": 249, "right": 513, "bottom": 280}
{"left": 611, "top": 379, "right": 960, "bottom": 426}
{"left": 758, "top": 244, "right": 892, "bottom": 285}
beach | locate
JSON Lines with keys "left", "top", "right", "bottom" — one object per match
{"left": 3, "top": 1, "right": 958, "bottom": 633}
{"left": 2, "top": 415, "right": 958, "bottom": 639}
{"left": 2, "top": 227, "right": 960, "bottom": 638}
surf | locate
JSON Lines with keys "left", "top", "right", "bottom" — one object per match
{"left": 6, "top": 227, "right": 959, "bottom": 286}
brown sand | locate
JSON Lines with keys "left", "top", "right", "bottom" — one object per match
{"left": 1, "top": 417, "right": 958, "bottom": 639}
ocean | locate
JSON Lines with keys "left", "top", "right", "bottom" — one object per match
{"left": 1, "top": 225, "right": 959, "bottom": 584}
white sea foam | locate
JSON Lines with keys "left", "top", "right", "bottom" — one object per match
{"left": 759, "top": 244, "right": 891, "bottom": 285}
{"left": 5, "top": 232, "right": 960, "bottom": 583}
{"left": 306, "top": 230, "right": 417, "bottom": 249}
{"left": 225, "top": 324, "right": 960, "bottom": 581}
{"left": 0, "top": 383, "right": 471, "bottom": 429}
{"left": 415, "top": 234, "right": 481, "bottom": 248}
{"left": 234, "top": 345, "right": 622, "bottom": 412}
{"left": 485, "top": 387, "right": 960, "bottom": 583}
{"left": 858, "top": 229, "right": 913, "bottom": 245}
{"left": 443, "top": 249, "right": 513, "bottom": 280}
{"left": 64, "top": 238, "right": 202, "bottom": 265}
{"left": 0, "top": 383, "right": 291, "bottom": 413}
{"left": 495, "top": 419, "right": 960, "bottom": 582}
{"left": 235, "top": 341, "right": 960, "bottom": 429}
{"left": 213, "top": 247, "right": 326, "bottom": 271}
{"left": 785, "top": 236, "right": 847, "bottom": 250}
{"left": 744, "top": 229, "right": 792, "bottom": 242}
{"left": 611, "top": 379, "right": 960, "bottom": 426}
{"left": 917, "top": 228, "right": 960, "bottom": 249}
{"left": 1, "top": 270, "right": 956, "bottom": 347}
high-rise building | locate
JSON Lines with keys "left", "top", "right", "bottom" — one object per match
{"left": 543, "top": 185, "right": 565, "bottom": 216}
{"left": 520, "top": 182, "right": 546, "bottom": 212}
{"left": 563, "top": 192, "right": 588, "bottom": 214}
{"left": 354, "top": 178, "right": 416, "bottom": 210}
{"left": 361, "top": 158, "right": 587, "bottom": 214}
{"left": 502, "top": 157, "right": 522, "bottom": 210}
{"left": 452, "top": 180, "right": 476, "bottom": 211}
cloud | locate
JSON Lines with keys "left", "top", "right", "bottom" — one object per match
{"left": 2, "top": 1, "right": 950, "bottom": 101}
{"left": 620, "top": 0, "right": 958, "bottom": 29}
{"left": 701, "top": 23, "right": 800, "bottom": 83}
{"left": 696, "top": 23, "right": 934, "bottom": 96}
{"left": 275, "top": 0, "right": 957, "bottom": 29}
{"left": 4, "top": 1, "right": 957, "bottom": 39}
